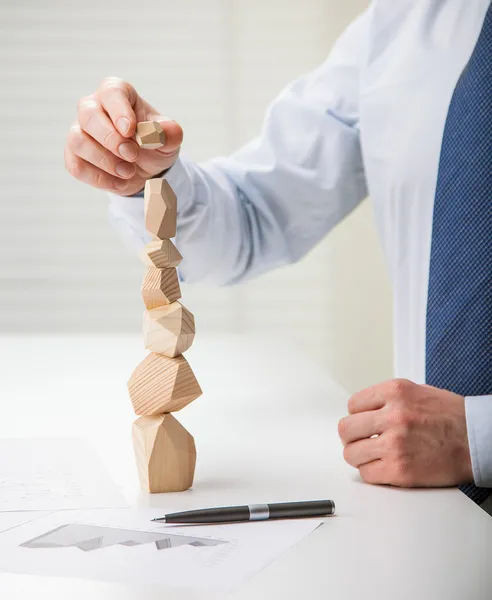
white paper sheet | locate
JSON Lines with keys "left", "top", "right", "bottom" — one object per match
{"left": 0, "top": 509, "right": 323, "bottom": 590}
{"left": 0, "top": 511, "right": 52, "bottom": 534}
{"left": 0, "top": 438, "right": 127, "bottom": 511}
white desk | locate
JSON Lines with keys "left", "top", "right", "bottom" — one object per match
{"left": 0, "top": 334, "right": 491, "bottom": 599}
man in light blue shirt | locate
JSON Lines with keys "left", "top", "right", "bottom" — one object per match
{"left": 65, "top": 1, "right": 492, "bottom": 508}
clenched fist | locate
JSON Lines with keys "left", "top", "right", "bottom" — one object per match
{"left": 65, "top": 77, "right": 183, "bottom": 196}
{"left": 338, "top": 379, "right": 474, "bottom": 488}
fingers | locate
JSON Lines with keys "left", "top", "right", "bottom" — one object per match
{"left": 348, "top": 386, "right": 386, "bottom": 415}
{"left": 348, "top": 379, "right": 415, "bottom": 415}
{"left": 338, "top": 411, "right": 383, "bottom": 446}
{"left": 136, "top": 119, "right": 184, "bottom": 175}
{"left": 98, "top": 77, "right": 138, "bottom": 138}
{"left": 344, "top": 438, "right": 383, "bottom": 468}
{"left": 358, "top": 460, "right": 388, "bottom": 485}
{"left": 67, "top": 125, "right": 136, "bottom": 180}
{"left": 78, "top": 96, "right": 140, "bottom": 162}
{"left": 155, "top": 119, "right": 184, "bottom": 153}
{"left": 70, "top": 79, "right": 184, "bottom": 190}
{"left": 137, "top": 147, "right": 180, "bottom": 176}
{"left": 64, "top": 148, "right": 145, "bottom": 194}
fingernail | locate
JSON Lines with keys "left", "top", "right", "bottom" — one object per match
{"left": 119, "top": 143, "right": 138, "bottom": 161}
{"left": 115, "top": 179, "right": 128, "bottom": 191}
{"left": 117, "top": 117, "right": 130, "bottom": 135}
{"left": 116, "top": 162, "right": 135, "bottom": 178}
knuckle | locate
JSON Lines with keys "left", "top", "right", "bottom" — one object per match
{"left": 359, "top": 465, "right": 373, "bottom": 484}
{"left": 77, "top": 95, "right": 96, "bottom": 113}
{"left": 392, "top": 460, "right": 413, "bottom": 487}
{"left": 347, "top": 392, "right": 361, "bottom": 414}
{"left": 66, "top": 155, "right": 82, "bottom": 179}
{"left": 388, "top": 430, "right": 404, "bottom": 454}
{"left": 101, "top": 76, "right": 123, "bottom": 89}
{"left": 76, "top": 96, "right": 88, "bottom": 112}
{"left": 78, "top": 99, "right": 98, "bottom": 129}
{"left": 67, "top": 126, "right": 84, "bottom": 153}
{"left": 388, "top": 406, "right": 411, "bottom": 428}
{"left": 337, "top": 418, "right": 348, "bottom": 441}
{"left": 103, "top": 128, "right": 118, "bottom": 150}
{"left": 121, "top": 80, "right": 136, "bottom": 96}
{"left": 101, "top": 76, "right": 135, "bottom": 96}
{"left": 98, "top": 153, "right": 113, "bottom": 173}
{"left": 389, "top": 378, "right": 413, "bottom": 397}
{"left": 386, "top": 429, "right": 407, "bottom": 455}
{"left": 93, "top": 169, "right": 107, "bottom": 188}
{"left": 343, "top": 445, "right": 354, "bottom": 465}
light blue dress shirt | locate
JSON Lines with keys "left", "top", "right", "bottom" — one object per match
{"left": 109, "top": 0, "right": 492, "bottom": 489}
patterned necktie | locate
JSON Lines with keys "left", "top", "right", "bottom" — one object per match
{"left": 426, "top": 3, "right": 492, "bottom": 505}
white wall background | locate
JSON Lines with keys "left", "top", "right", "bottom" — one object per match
{"left": 0, "top": 0, "right": 393, "bottom": 392}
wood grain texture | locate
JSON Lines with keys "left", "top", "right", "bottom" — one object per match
{"left": 135, "top": 121, "right": 166, "bottom": 150}
{"left": 143, "top": 302, "right": 195, "bottom": 357}
{"left": 140, "top": 239, "right": 183, "bottom": 269}
{"left": 142, "top": 267, "right": 181, "bottom": 309}
{"left": 132, "top": 414, "right": 196, "bottom": 493}
{"left": 144, "top": 179, "right": 177, "bottom": 239}
{"left": 128, "top": 352, "right": 202, "bottom": 415}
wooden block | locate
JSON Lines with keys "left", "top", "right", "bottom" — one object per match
{"left": 144, "top": 303, "right": 195, "bottom": 358}
{"left": 135, "top": 121, "right": 166, "bottom": 150}
{"left": 128, "top": 352, "right": 202, "bottom": 415}
{"left": 132, "top": 414, "right": 196, "bottom": 493}
{"left": 142, "top": 267, "right": 181, "bottom": 309}
{"left": 140, "top": 239, "right": 183, "bottom": 269}
{"left": 144, "top": 179, "right": 177, "bottom": 239}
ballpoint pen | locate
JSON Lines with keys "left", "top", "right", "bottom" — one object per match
{"left": 151, "top": 499, "right": 335, "bottom": 524}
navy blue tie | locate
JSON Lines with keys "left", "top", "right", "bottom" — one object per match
{"left": 426, "top": 3, "right": 492, "bottom": 505}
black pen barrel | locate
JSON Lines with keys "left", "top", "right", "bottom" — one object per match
{"left": 165, "top": 506, "right": 250, "bottom": 524}
{"left": 268, "top": 500, "right": 335, "bottom": 519}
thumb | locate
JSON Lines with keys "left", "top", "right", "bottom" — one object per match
{"left": 152, "top": 117, "right": 184, "bottom": 155}
{"left": 136, "top": 117, "right": 184, "bottom": 176}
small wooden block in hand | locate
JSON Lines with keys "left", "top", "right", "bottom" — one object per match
{"left": 132, "top": 414, "right": 196, "bottom": 493}
{"left": 140, "top": 239, "right": 183, "bottom": 269}
{"left": 144, "top": 302, "right": 195, "bottom": 357}
{"left": 144, "top": 179, "right": 177, "bottom": 239}
{"left": 142, "top": 267, "right": 181, "bottom": 309}
{"left": 135, "top": 121, "right": 166, "bottom": 149}
{"left": 128, "top": 352, "right": 202, "bottom": 415}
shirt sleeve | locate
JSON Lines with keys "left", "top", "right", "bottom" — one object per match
{"left": 108, "top": 10, "right": 369, "bottom": 285}
{"left": 465, "top": 395, "right": 492, "bottom": 488}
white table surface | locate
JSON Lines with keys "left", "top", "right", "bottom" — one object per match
{"left": 0, "top": 334, "right": 491, "bottom": 600}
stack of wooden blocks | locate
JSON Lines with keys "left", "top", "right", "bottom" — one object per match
{"left": 127, "top": 121, "right": 202, "bottom": 493}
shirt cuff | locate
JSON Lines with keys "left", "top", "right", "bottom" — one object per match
{"left": 465, "top": 395, "right": 492, "bottom": 488}
{"left": 107, "top": 192, "right": 149, "bottom": 251}
{"left": 164, "top": 155, "right": 195, "bottom": 216}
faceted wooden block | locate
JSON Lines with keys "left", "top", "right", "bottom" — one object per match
{"left": 128, "top": 353, "right": 202, "bottom": 415}
{"left": 132, "top": 414, "right": 196, "bottom": 493}
{"left": 140, "top": 239, "right": 183, "bottom": 269}
{"left": 143, "top": 303, "right": 195, "bottom": 358}
{"left": 135, "top": 121, "right": 166, "bottom": 150}
{"left": 142, "top": 267, "right": 181, "bottom": 309}
{"left": 144, "top": 179, "right": 177, "bottom": 239}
